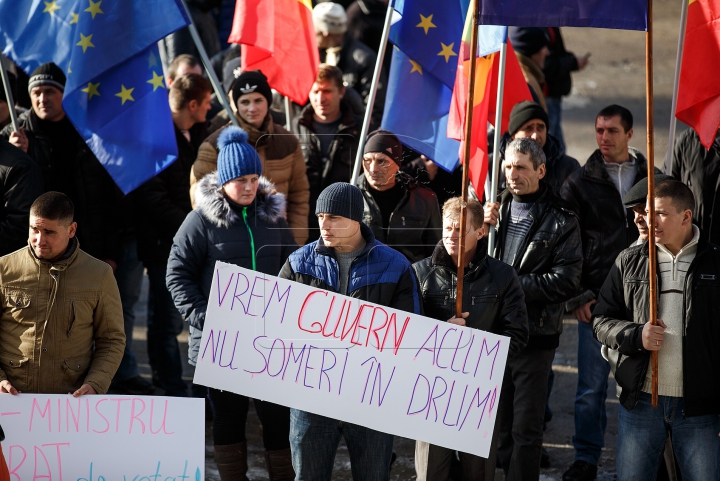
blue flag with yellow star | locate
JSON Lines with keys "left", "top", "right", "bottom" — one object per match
{"left": 0, "top": 0, "right": 189, "bottom": 193}
{"left": 381, "top": 0, "right": 469, "bottom": 173}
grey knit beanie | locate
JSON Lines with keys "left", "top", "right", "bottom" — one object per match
{"left": 315, "top": 182, "right": 364, "bottom": 223}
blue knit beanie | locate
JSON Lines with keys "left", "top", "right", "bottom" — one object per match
{"left": 216, "top": 126, "right": 263, "bottom": 186}
{"left": 315, "top": 182, "right": 364, "bottom": 223}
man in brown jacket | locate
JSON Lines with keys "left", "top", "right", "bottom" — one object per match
{"left": 0, "top": 192, "right": 124, "bottom": 396}
{"left": 190, "top": 70, "right": 310, "bottom": 245}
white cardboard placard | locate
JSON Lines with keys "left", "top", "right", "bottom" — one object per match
{"left": 0, "top": 394, "right": 204, "bottom": 479}
{"left": 194, "top": 262, "right": 509, "bottom": 458}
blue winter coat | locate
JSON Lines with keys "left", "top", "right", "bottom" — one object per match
{"left": 166, "top": 173, "right": 298, "bottom": 365}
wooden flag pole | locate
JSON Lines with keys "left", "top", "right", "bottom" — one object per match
{"left": 646, "top": 0, "right": 659, "bottom": 408}
{"left": 456, "top": 0, "right": 480, "bottom": 317}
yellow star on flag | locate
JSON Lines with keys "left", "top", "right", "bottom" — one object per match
{"left": 416, "top": 14, "right": 436, "bottom": 35}
{"left": 437, "top": 42, "right": 457, "bottom": 63}
{"left": 43, "top": 0, "right": 61, "bottom": 15}
{"left": 115, "top": 85, "right": 135, "bottom": 105}
{"left": 409, "top": 59, "right": 423, "bottom": 75}
{"left": 147, "top": 72, "right": 165, "bottom": 91}
{"left": 76, "top": 33, "right": 95, "bottom": 53}
{"left": 85, "top": 0, "right": 104, "bottom": 19}
{"left": 81, "top": 82, "right": 100, "bottom": 99}
{"left": 70, "top": 12, "right": 79, "bottom": 24}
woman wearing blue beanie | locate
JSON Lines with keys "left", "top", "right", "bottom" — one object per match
{"left": 167, "top": 126, "right": 298, "bottom": 480}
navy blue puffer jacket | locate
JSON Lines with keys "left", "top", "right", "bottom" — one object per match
{"left": 166, "top": 173, "right": 298, "bottom": 365}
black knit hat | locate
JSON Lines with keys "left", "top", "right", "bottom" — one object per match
{"left": 315, "top": 182, "right": 364, "bottom": 223}
{"left": 28, "top": 62, "right": 66, "bottom": 93}
{"left": 510, "top": 27, "right": 549, "bottom": 58}
{"left": 623, "top": 174, "right": 673, "bottom": 208}
{"left": 363, "top": 129, "right": 403, "bottom": 165}
{"left": 232, "top": 70, "right": 273, "bottom": 107}
{"left": 508, "top": 101, "right": 549, "bottom": 136}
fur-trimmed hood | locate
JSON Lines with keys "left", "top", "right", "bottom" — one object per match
{"left": 195, "top": 172, "right": 286, "bottom": 228}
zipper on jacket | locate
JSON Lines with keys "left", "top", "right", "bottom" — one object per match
{"left": 67, "top": 301, "right": 76, "bottom": 338}
{"left": 242, "top": 207, "right": 257, "bottom": 271}
{"left": 402, "top": 216, "right": 406, "bottom": 226}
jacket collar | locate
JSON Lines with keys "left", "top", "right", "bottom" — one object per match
{"left": 640, "top": 225, "right": 709, "bottom": 258}
{"left": 194, "top": 172, "right": 286, "bottom": 229}
{"left": 584, "top": 147, "right": 648, "bottom": 183}
{"left": 28, "top": 236, "right": 80, "bottom": 270}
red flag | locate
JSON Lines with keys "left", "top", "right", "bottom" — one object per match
{"left": 676, "top": 0, "right": 720, "bottom": 148}
{"left": 447, "top": 19, "right": 531, "bottom": 192}
{"left": 229, "top": 0, "right": 319, "bottom": 105}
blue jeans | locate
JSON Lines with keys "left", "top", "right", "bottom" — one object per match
{"left": 290, "top": 409, "right": 394, "bottom": 481}
{"left": 572, "top": 321, "right": 610, "bottom": 465}
{"left": 617, "top": 392, "right": 720, "bottom": 480}
{"left": 546, "top": 96, "right": 566, "bottom": 152}
{"left": 113, "top": 239, "right": 143, "bottom": 381}
{"left": 146, "top": 261, "right": 186, "bottom": 395}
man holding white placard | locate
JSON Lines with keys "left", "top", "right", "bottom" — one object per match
{"left": 278, "top": 181, "right": 421, "bottom": 481}
{"left": 412, "top": 197, "right": 529, "bottom": 481}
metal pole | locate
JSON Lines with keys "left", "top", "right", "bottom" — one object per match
{"left": 456, "top": 0, "right": 480, "bottom": 318}
{"left": 284, "top": 96, "right": 292, "bottom": 131}
{"left": 487, "top": 41, "right": 508, "bottom": 257}
{"left": 157, "top": 40, "right": 170, "bottom": 82}
{"left": 350, "top": 0, "right": 394, "bottom": 185}
{"left": 663, "top": 0, "right": 688, "bottom": 173}
{"left": 0, "top": 56, "right": 19, "bottom": 132}
{"left": 179, "top": 0, "right": 238, "bottom": 127}
{"left": 646, "top": 0, "right": 659, "bottom": 409}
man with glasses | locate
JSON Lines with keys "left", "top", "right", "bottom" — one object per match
{"left": 358, "top": 129, "right": 441, "bottom": 262}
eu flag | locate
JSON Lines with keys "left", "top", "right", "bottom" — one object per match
{"left": 0, "top": 0, "right": 190, "bottom": 194}
{"left": 478, "top": 0, "right": 647, "bottom": 31}
{"left": 381, "top": 0, "right": 469, "bottom": 173}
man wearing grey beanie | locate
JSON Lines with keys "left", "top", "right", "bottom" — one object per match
{"left": 279, "top": 181, "right": 421, "bottom": 481}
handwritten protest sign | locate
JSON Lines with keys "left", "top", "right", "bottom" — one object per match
{"left": 0, "top": 395, "right": 204, "bottom": 479}
{"left": 194, "top": 262, "right": 510, "bottom": 458}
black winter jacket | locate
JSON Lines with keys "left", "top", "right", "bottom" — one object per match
{"left": 413, "top": 241, "right": 529, "bottom": 359}
{"left": 0, "top": 138, "right": 43, "bottom": 256}
{"left": 490, "top": 185, "right": 582, "bottom": 347}
{"left": 0, "top": 110, "right": 121, "bottom": 262}
{"left": 292, "top": 100, "right": 361, "bottom": 230}
{"left": 543, "top": 27, "right": 579, "bottom": 98}
{"left": 561, "top": 148, "right": 657, "bottom": 308}
{"left": 359, "top": 174, "right": 442, "bottom": 263}
{"left": 593, "top": 239, "right": 720, "bottom": 416}
{"left": 495, "top": 132, "right": 579, "bottom": 193}
{"left": 670, "top": 128, "right": 720, "bottom": 243}
{"left": 279, "top": 223, "right": 421, "bottom": 316}
{"left": 134, "top": 123, "right": 206, "bottom": 264}
{"left": 166, "top": 174, "right": 298, "bottom": 365}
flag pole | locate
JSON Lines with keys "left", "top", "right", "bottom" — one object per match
{"left": 487, "top": 40, "right": 508, "bottom": 257}
{"left": 284, "top": 96, "right": 293, "bottom": 131}
{"left": 663, "top": 0, "right": 688, "bottom": 173}
{"left": 178, "top": 0, "right": 239, "bottom": 128}
{"left": 350, "top": 0, "right": 394, "bottom": 185}
{"left": 456, "top": 0, "right": 480, "bottom": 317}
{"left": 646, "top": 0, "right": 659, "bottom": 409}
{"left": 0, "top": 56, "right": 19, "bottom": 132}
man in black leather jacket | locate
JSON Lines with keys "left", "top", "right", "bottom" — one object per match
{"left": 485, "top": 138, "right": 582, "bottom": 481}
{"left": 592, "top": 180, "right": 720, "bottom": 479}
{"left": 359, "top": 130, "right": 442, "bottom": 263}
{"left": 413, "top": 197, "right": 528, "bottom": 481}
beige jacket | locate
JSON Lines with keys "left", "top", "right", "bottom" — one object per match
{"left": 190, "top": 113, "right": 310, "bottom": 245}
{"left": 0, "top": 241, "right": 125, "bottom": 394}
{"left": 516, "top": 52, "right": 548, "bottom": 111}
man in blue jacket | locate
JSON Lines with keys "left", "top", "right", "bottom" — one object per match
{"left": 279, "top": 182, "right": 421, "bottom": 481}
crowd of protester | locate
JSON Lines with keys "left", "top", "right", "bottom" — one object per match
{"left": 0, "top": 3, "right": 719, "bottom": 481}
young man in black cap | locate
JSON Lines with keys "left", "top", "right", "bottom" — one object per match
{"left": 509, "top": 27, "right": 550, "bottom": 110}
{"left": 0, "top": 62, "right": 121, "bottom": 267}
{"left": 359, "top": 129, "right": 442, "bottom": 263}
{"left": 494, "top": 100, "right": 579, "bottom": 192}
{"left": 279, "top": 181, "right": 421, "bottom": 481}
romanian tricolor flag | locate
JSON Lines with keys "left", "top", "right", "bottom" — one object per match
{"left": 676, "top": 0, "right": 720, "bottom": 149}
{"left": 229, "top": 0, "right": 319, "bottom": 105}
{"left": 447, "top": 18, "right": 531, "bottom": 192}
